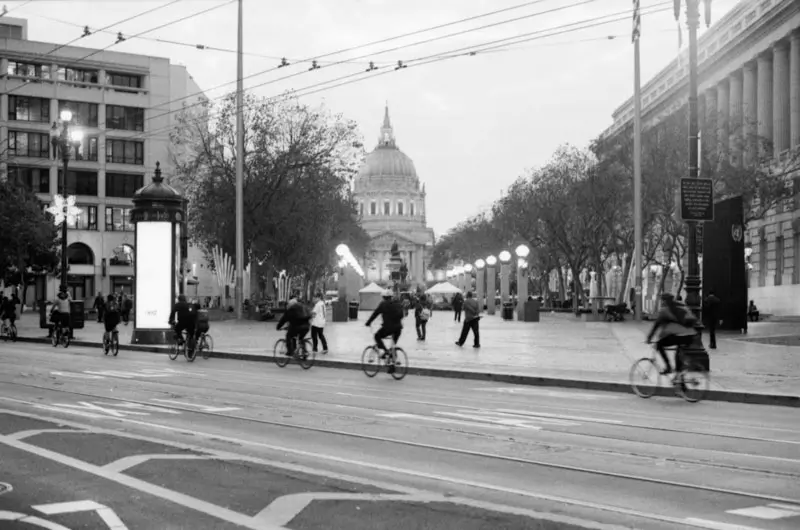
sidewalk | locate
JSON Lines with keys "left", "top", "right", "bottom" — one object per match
{"left": 10, "top": 310, "right": 800, "bottom": 406}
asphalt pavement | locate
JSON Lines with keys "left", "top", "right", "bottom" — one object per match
{"left": 1, "top": 340, "right": 799, "bottom": 530}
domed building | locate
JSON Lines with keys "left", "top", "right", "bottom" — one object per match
{"left": 353, "top": 105, "right": 435, "bottom": 286}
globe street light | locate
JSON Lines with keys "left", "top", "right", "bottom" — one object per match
{"left": 49, "top": 110, "right": 83, "bottom": 295}
{"left": 486, "top": 255, "right": 497, "bottom": 267}
{"left": 515, "top": 244, "right": 530, "bottom": 259}
{"left": 498, "top": 251, "right": 512, "bottom": 308}
{"left": 485, "top": 255, "right": 497, "bottom": 315}
{"left": 498, "top": 250, "right": 512, "bottom": 263}
{"left": 475, "top": 259, "right": 486, "bottom": 270}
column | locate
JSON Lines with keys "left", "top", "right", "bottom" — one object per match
{"left": 789, "top": 30, "right": 800, "bottom": 148}
{"left": 476, "top": 267, "right": 485, "bottom": 309}
{"left": 729, "top": 71, "right": 743, "bottom": 165}
{"left": 704, "top": 88, "right": 718, "bottom": 159}
{"left": 486, "top": 264, "right": 496, "bottom": 315}
{"left": 500, "top": 263, "right": 510, "bottom": 306}
{"left": 717, "top": 80, "right": 730, "bottom": 161}
{"left": 416, "top": 248, "right": 424, "bottom": 284}
{"left": 773, "top": 39, "right": 791, "bottom": 155}
{"left": 757, "top": 51, "right": 774, "bottom": 153}
{"left": 743, "top": 61, "right": 758, "bottom": 165}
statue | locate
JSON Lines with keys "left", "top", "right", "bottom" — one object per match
{"left": 390, "top": 240, "right": 399, "bottom": 257}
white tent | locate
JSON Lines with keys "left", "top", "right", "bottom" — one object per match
{"left": 359, "top": 282, "right": 385, "bottom": 311}
{"left": 425, "top": 282, "right": 462, "bottom": 295}
{"left": 359, "top": 282, "right": 384, "bottom": 293}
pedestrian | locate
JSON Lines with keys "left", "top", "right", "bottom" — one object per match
{"left": 121, "top": 293, "right": 133, "bottom": 325}
{"left": 310, "top": 293, "right": 328, "bottom": 354}
{"left": 415, "top": 294, "right": 431, "bottom": 341}
{"left": 748, "top": 300, "right": 760, "bottom": 322}
{"left": 704, "top": 290, "right": 720, "bottom": 349}
{"left": 452, "top": 292, "right": 464, "bottom": 322}
{"left": 93, "top": 291, "right": 105, "bottom": 323}
{"left": 455, "top": 291, "right": 481, "bottom": 348}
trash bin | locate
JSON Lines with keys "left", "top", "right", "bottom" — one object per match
{"left": 70, "top": 300, "right": 85, "bottom": 330}
{"left": 502, "top": 302, "right": 514, "bottom": 321}
{"left": 523, "top": 299, "right": 540, "bottom": 322}
{"left": 348, "top": 301, "right": 360, "bottom": 320}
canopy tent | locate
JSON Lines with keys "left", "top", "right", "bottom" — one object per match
{"left": 425, "top": 282, "right": 462, "bottom": 295}
{"left": 359, "top": 282, "right": 385, "bottom": 311}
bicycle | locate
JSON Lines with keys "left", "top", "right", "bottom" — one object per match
{"left": 273, "top": 333, "right": 315, "bottom": 369}
{"left": 197, "top": 331, "right": 214, "bottom": 360}
{"left": 102, "top": 328, "right": 119, "bottom": 356}
{"left": 629, "top": 344, "right": 710, "bottom": 403}
{"left": 168, "top": 328, "right": 196, "bottom": 363}
{"left": 0, "top": 320, "right": 17, "bottom": 342}
{"left": 361, "top": 334, "right": 408, "bottom": 380}
{"left": 50, "top": 321, "right": 70, "bottom": 348}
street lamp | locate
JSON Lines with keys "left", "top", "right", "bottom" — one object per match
{"left": 485, "top": 255, "right": 497, "bottom": 315}
{"left": 515, "top": 245, "right": 530, "bottom": 259}
{"left": 49, "top": 109, "right": 83, "bottom": 295}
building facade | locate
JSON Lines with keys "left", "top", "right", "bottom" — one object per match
{"left": 602, "top": 0, "right": 800, "bottom": 316}
{"left": 352, "top": 106, "right": 435, "bottom": 287}
{"left": 0, "top": 17, "right": 207, "bottom": 307}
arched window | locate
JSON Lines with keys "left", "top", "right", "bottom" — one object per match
{"left": 410, "top": 202, "right": 416, "bottom": 216}
{"left": 67, "top": 242, "right": 95, "bottom": 265}
{"left": 397, "top": 201, "right": 404, "bottom": 216}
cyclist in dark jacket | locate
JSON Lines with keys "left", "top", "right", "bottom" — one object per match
{"left": 169, "top": 295, "right": 198, "bottom": 352}
{"left": 365, "top": 290, "right": 404, "bottom": 353}
{"left": 277, "top": 298, "right": 312, "bottom": 356}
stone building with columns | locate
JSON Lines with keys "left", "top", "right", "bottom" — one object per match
{"left": 602, "top": 0, "right": 800, "bottom": 316}
{"left": 352, "top": 106, "right": 435, "bottom": 288}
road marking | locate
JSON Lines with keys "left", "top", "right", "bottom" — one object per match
{"left": 496, "top": 409, "right": 624, "bottom": 425}
{"left": 33, "top": 405, "right": 106, "bottom": 420}
{"left": 378, "top": 412, "right": 511, "bottom": 430}
{"left": 0, "top": 482, "right": 11, "bottom": 496}
{"left": 684, "top": 518, "right": 768, "bottom": 530}
{"left": 46, "top": 402, "right": 150, "bottom": 418}
{"left": 6, "top": 429, "right": 83, "bottom": 441}
{"left": 51, "top": 371, "right": 106, "bottom": 380}
{"left": 150, "top": 398, "right": 241, "bottom": 413}
{"left": 475, "top": 387, "right": 621, "bottom": 400}
{"left": 726, "top": 503, "right": 800, "bottom": 520}
{"left": 0, "top": 511, "right": 71, "bottom": 529}
{"left": 82, "top": 369, "right": 178, "bottom": 379}
{"left": 103, "top": 454, "right": 227, "bottom": 474}
{"left": 434, "top": 410, "right": 579, "bottom": 428}
{"left": 93, "top": 402, "right": 182, "bottom": 415}
{"left": 34, "top": 500, "right": 128, "bottom": 529}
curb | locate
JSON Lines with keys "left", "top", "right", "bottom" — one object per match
{"left": 12, "top": 336, "right": 799, "bottom": 408}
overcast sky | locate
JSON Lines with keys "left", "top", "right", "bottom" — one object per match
{"left": 9, "top": 0, "right": 740, "bottom": 236}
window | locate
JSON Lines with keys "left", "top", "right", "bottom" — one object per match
{"left": 775, "top": 236, "right": 784, "bottom": 286}
{"left": 105, "top": 72, "right": 142, "bottom": 89}
{"left": 57, "top": 67, "right": 99, "bottom": 84}
{"left": 383, "top": 200, "right": 391, "bottom": 215}
{"left": 0, "top": 23, "right": 24, "bottom": 39}
{"left": 58, "top": 101, "right": 98, "bottom": 127}
{"left": 8, "top": 96, "right": 50, "bottom": 122}
{"left": 74, "top": 205, "right": 98, "bottom": 231}
{"left": 106, "top": 139, "right": 144, "bottom": 165}
{"left": 7, "top": 60, "right": 52, "bottom": 80}
{"left": 105, "top": 173, "right": 143, "bottom": 198}
{"left": 410, "top": 202, "right": 415, "bottom": 217}
{"left": 72, "top": 136, "right": 98, "bottom": 162}
{"left": 397, "top": 201, "right": 404, "bottom": 216}
{"left": 8, "top": 131, "right": 50, "bottom": 158}
{"left": 106, "top": 105, "right": 144, "bottom": 131}
{"left": 8, "top": 167, "right": 50, "bottom": 194}
{"left": 59, "top": 169, "right": 98, "bottom": 196}
{"left": 105, "top": 207, "right": 134, "bottom": 232}
{"left": 370, "top": 201, "right": 376, "bottom": 215}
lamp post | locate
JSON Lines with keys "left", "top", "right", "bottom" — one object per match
{"left": 464, "top": 264, "right": 473, "bottom": 293}
{"left": 675, "top": 0, "right": 711, "bottom": 361}
{"left": 48, "top": 110, "right": 83, "bottom": 295}
{"left": 515, "top": 245, "right": 530, "bottom": 319}
{"left": 475, "top": 259, "right": 486, "bottom": 311}
{"left": 498, "top": 250, "right": 512, "bottom": 309}
{"left": 485, "top": 255, "right": 497, "bottom": 315}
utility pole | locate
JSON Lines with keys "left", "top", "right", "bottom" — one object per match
{"left": 234, "top": 0, "right": 245, "bottom": 319}
{"left": 632, "top": 0, "right": 643, "bottom": 321}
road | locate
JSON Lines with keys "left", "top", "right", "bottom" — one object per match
{"left": 0, "top": 341, "right": 798, "bottom": 530}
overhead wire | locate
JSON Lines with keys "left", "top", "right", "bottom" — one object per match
{"left": 134, "top": 2, "right": 672, "bottom": 142}
{"left": 1, "top": 0, "right": 33, "bottom": 16}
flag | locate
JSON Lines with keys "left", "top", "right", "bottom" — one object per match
{"left": 632, "top": 0, "right": 641, "bottom": 43}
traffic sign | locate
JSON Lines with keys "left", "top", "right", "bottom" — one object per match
{"left": 680, "top": 178, "right": 714, "bottom": 221}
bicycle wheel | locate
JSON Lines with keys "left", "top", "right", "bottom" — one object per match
{"left": 298, "top": 339, "right": 315, "bottom": 370}
{"left": 51, "top": 329, "right": 59, "bottom": 347}
{"left": 273, "top": 339, "right": 290, "bottom": 368}
{"left": 61, "top": 331, "right": 70, "bottom": 348}
{"left": 361, "top": 346, "right": 381, "bottom": 377}
{"left": 675, "top": 365, "right": 709, "bottom": 403}
{"left": 389, "top": 347, "right": 409, "bottom": 380}
{"left": 112, "top": 334, "right": 119, "bottom": 356}
{"left": 204, "top": 334, "right": 214, "bottom": 353}
{"left": 9, "top": 326, "right": 16, "bottom": 342}
{"left": 184, "top": 339, "right": 196, "bottom": 363}
{"left": 103, "top": 335, "right": 110, "bottom": 355}
{"left": 629, "top": 358, "right": 660, "bottom": 398}
{"left": 1, "top": 328, "right": 6, "bottom": 342}
{"left": 168, "top": 337, "right": 180, "bottom": 361}
{"left": 199, "top": 336, "right": 211, "bottom": 360}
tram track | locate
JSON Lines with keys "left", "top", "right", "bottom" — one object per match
{"left": 1, "top": 377, "right": 799, "bottom": 508}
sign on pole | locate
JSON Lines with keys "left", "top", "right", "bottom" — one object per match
{"left": 680, "top": 178, "right": 714, "bottom": 222}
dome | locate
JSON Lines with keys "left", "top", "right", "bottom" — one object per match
{"left": 358, "top": 146, "right": 417, "bottom": 180}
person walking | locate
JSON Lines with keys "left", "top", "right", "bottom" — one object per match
{"left": 310, "top": 293, "right": 328, "bottom": 354}
{"left": 121, "top": 293, "right": 133, "bottom": 325}
{"left": 455, "top": 291, "right": 481, "bottom": 348}
{"left": 93, "top": 292, "right": 105, "bottom": 323}
{"left": 704, "top": 290, "right": 721, "bottom": 349}
{"left": 415, "top": 294, "right": 431, "bottom": 341}
{"left": 452, "top": 292, "right": 464, "bottom": 322}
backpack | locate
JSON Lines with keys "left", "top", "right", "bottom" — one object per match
{"left": 106, "top": 299, "right": 119, "bottom": 313}
{"left": 420, "top": 307, "right": 431, "bottom": 321}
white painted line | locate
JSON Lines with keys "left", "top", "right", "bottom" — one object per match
{"left": 103, "top": 454, "right": 230, "bottom": 474}
{"left": 0, "top": 511, "right": 71, "bottom": 529}
{"left": 150, "top": 398, "right": 240, "bottom": 413}
{"left": 496, "top": 409, "right": 624, "bottom": 424}
{"left": 684, "top": 518, "right": 768, "bottom": 530}
{"left": 33, "top": 404, "right": 105, "bottom": 419}
{"left": 435, "top": 411, "right": 556, "bottom": 428}
{"left": 726, "top": 504, "right": 800, "bottom": 520}
{"left": 93, "top": 402, "right": 182, "bottom": 415}
{"left": 378, "top": 412, "right": 510, "bottom": 430}
{"left": 769, "top": 503, "right": 800, "bottom": 512}
{"left": 475, "top": 387, "right": 621, "bottom": 399}
{"left": 51, "top": 371, "right": 106, "bottom": 379}
{"left": 33, "top": 500, "right": 129, "bottom": 530}
{"left": 6, "top": 428, "right": 83, "bottom": 441}
{"left": 50, "top": 402, "right": 150, "bottom": 418}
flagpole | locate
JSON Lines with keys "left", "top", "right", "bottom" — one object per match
{"left": 633, "top": 2, "right": 643, "bottom": 321}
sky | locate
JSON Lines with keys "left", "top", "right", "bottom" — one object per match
{"left": 6, "top": 0, "right": 741, "bottom": 236}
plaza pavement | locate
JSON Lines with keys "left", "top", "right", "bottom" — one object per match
{"left": 10, "top": 309, "right": 800, "bottom": 404}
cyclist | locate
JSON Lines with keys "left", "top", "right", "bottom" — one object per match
{"left": 276, "top": 297, "right": 311, "bottom": 356}
{"left": 365, "top": 290, "right": 404, "bottom": 357}
{"left": 168, "top": 294, "right": 198, "bottom": 354}
{"left": 50, "top": 289, "right": 72, "bottom": 339}
{"left": 646, "top": 293, "right": 697, "bottom": 375}
{"left": 103, "top": 294, "right": 121, "bottom": 344}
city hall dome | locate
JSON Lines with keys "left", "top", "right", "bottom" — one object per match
{"left": 356, "top": 105, "right": 418, "bottom": 183}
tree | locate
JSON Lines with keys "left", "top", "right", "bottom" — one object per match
{"left": 431, "top": 212, "right": 505, "bottom": 269}
{"left": 0, "top": 180, "right": 60, "bottom": 307}
{"left": 170, "top": 93, "right": 369, "bottom": 294}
